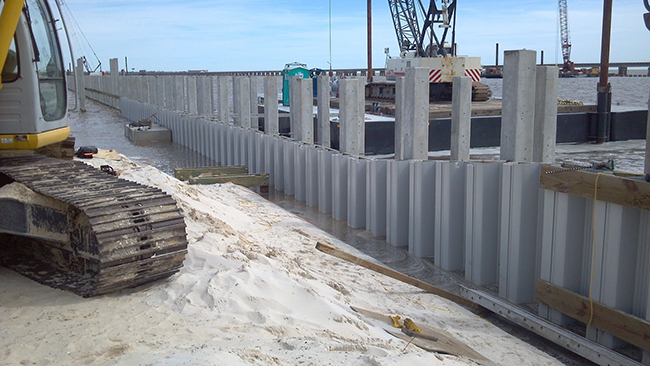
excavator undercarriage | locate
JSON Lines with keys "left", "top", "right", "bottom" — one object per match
{"left": 0, "top": 155, "right": 188, "bottom": 297}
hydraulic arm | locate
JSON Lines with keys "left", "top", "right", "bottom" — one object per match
{"left": 0, "top": 0, "right": 26, "bottom": 89}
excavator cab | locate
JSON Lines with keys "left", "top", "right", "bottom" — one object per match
{"left": 0, "top": 0, "right": 69, "bottom": 153}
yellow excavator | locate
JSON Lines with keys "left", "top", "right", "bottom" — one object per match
{"left": 0, "top": 0, "right": 187, "bottom": 297}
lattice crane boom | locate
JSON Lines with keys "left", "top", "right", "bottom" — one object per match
{"left": 559, "top": 0, "right": 574, "bottom": 71}
{"left": 387, "top": 0, "right": 456, "bottom": 57}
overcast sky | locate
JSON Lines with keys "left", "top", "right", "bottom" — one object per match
{"left": 57, "top": 0, "right": 650, "bottom": 72}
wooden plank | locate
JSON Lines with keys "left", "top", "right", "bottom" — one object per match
{"left": 351, "top": 306, "right": 490, "bottom": 362}
{"left": 540, "top": 165, "right": 650, "bottom": 211}
{"left": 534, "top": 279, "right": 650, "bottom": 351}
{"left": 189, "top": 173, "right": 269, "bottom": 187}
{"left": 174, "top": 166, "right": 248, "bottom": 181}
{"left": 315, "top": 242, "right": 482, "bottom": 311}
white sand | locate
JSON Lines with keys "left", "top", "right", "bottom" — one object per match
{"left": 0, "top": 153, "right": 562, "bottom": 366}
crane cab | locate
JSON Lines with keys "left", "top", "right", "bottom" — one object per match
{"left": 0, "top": 0, "right": 69, "bottom": 152}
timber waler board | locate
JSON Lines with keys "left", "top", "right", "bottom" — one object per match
{"left": 0, "top": 155, "right": 188, "bottom": 297}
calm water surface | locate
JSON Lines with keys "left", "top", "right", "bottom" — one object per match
{"left": 483, "top": 76, "right": 650, "bottom": 109}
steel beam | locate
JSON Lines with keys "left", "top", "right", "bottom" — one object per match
{"left": 459, "top": 287, "right": 643, "bottom": 366}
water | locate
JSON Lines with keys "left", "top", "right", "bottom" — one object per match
{"left": 68, "top": 95, "right": 216, "bottom": 175}
{"left": 483, "top": 76, "right": 650, "bottom": 109}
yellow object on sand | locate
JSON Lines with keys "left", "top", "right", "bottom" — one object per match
{"left": 389, "top": 315, "right": 402, "bottom": 328}
{"left": 404, "top": 318, "right": 422, "bottom": 334}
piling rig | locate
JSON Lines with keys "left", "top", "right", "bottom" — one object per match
{"left": 366, "top": 0, "right": 490, "bottom": 102}
{"left": 558, "top": 0, "right": 577, "bottom": 76}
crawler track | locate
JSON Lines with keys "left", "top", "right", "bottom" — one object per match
{"left": 0, "top": 155, "right": 187, "bottom": 297}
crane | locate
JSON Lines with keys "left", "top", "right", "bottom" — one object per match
{"left": 388, "top": 0, "right": 455, "bottom": 58}
{"left": 558, "top": 0, "right": 575, "bottom": 73}
{"left": 367, "top": 0, "right": 489, "bottom": 101}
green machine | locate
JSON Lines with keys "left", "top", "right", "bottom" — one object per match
{"left": 282, "top": 62, "right": 309, "bottom": 106}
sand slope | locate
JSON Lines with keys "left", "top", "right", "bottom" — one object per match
{"left": 0, "top": 154, "right": 561, "bottom": 365}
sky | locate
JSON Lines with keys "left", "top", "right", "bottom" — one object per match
{"left": 55, "top": 0, "right": 650, "bottom": 72}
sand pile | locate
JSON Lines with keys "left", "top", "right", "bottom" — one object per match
{"left": 0, "top": 153, "right": 561, "bottom": 365}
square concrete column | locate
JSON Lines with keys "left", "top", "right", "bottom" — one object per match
{"left": 264, "top": 76, "right": 279, "bottom": 134}
{"left": 164, "top": 76, "right": 174, "bottom": 110}
{"left": 450, "top": 76, "right": 472, "bottom": 161}
{"left": 234, "top": 77, "right": 251, "bottom": 127}
{"left": 317, "top": 74, "right": 331, "bottom": 147}
{"left": 217, "top": 76, "right": 230, "bottom": 123}
{"left": 174, "top": 76, "right": 184, "bottom": 112}
{"left": 501, "top": 50, "right": 536, "bottom": 162}
{"left": 109, "top": 58, "right": 119, "bottom": 102}
{"left": 156, "top": 76, "right": 165, "bottom": 107}
{"left": 75, "top": 58, "right": 86, "bottom": 112}
{"left": 289, "top": 76, "right": 302, "bottom": 140}
{"left": 146, "top": 76, "right": 154, "bottom": 106}
{"left": 533, "top": 66, "right": 558, "bottom": 163}
{"left": 135, "top": 76, "right": 143, "bottom": 102}
{"left": 339, "top": 78, "right": 364, "bottom": 155}
{"left": 394, "top": 77, "right": 405, "bottom": 159}
{"left": 142, "top": 76, "right": 151, "bottom": 104}
{"left": 297, "top": 78, "right": 314, "bottom": 143}
{"left": 233, "top": 76, "right": 240, "bottom": 121}
{"left": 197, "top": 76, "right": 213, "bottom": 115}
{"left": 395, "top": 68, "right": 429, "bottom": 160}
{"left": 186, "top": 76, "right": 198, "bottom": 114}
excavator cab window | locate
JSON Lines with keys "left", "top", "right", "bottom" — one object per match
{"left": 1, "top": 37, "right": 19, "bottom": 83}
{"left": 26, "top": 0, "right": 66, "bottom": 121}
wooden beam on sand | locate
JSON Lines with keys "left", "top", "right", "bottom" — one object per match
{"left": 174, "top": 166, "right": 248, "bottom": 181}
{"left": 315, "top": 242, "right": 482, "bottom": 311}
{"left": 540, "top": 165, "right": 650, "bottom": 211}
{"left": 535, "top": 279, "right": 650, "bottom": 351}
{"left": 189, "top": 173, "right": 269, "bottom": 188}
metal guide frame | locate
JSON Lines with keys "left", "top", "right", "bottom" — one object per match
{"left": 459, "top": 286, "right": 642, "bottom": 366}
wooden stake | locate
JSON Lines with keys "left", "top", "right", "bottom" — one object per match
{"left": 315, "top": 242, "right": 482, "bottom": 311}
